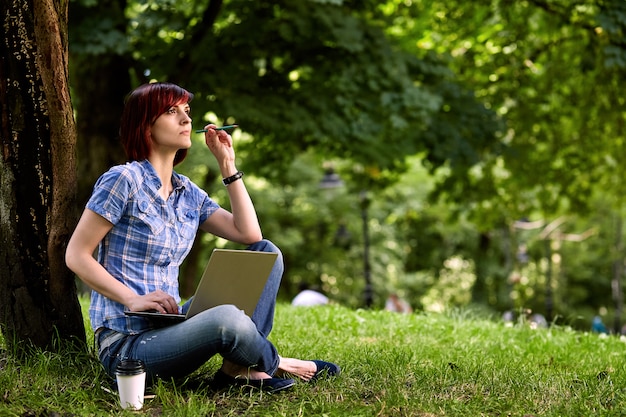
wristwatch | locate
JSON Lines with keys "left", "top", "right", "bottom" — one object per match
{"left": 222, "top": 171, "right": 244, "bottom": 186}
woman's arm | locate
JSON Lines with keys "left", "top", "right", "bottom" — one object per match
{"left": 199, "top": 180, "right": 263, "bottom": 244}
{"left": 198, "top": 125, "right": 263, "bottom": 244}
{"left": 65, "top": 209, "right": 178, "bottom": 313}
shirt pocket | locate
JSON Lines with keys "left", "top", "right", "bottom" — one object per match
{"left": 176, "top": 206, "right": 199, "bottom": 239}
{"left": 134, "top": 198, "right": 166, "bottom": 236}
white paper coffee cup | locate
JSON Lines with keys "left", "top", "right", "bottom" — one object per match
{"left": 115, "top": 359, "right": 146, "bottom": 410}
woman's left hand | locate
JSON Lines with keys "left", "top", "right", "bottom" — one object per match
{"left": 202, "top": 125, "right": 235, "bottom": 165}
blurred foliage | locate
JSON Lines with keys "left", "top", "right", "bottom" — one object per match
{"left": 67, "top": 0, "right": 626, "bottom": 329}
{"left": 69, "top": 0, "right": 503, "bottom": 186}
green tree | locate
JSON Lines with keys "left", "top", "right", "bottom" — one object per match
{"left": 402, "top": 0, "right": 626, "bottom": 218}
{"left": 377, "top": 0, "right": 626, "bottom": 314}
{"left": 69, "top": 0, "right": 504, "bottom": 303}
{"left": 69, "top": 0, "right": 130, "bottom": 206}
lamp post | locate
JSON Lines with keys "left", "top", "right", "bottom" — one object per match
{"left": 359, "top": 190, "right": 373, "bottom": 308}
{"left": 319, "top": 168, "right": 373, "bottom": 308}
{"left": 319, "top": 168, "right": 343, "bottom": 190}
{"left": 317, "top": 168, "right": 344, "bottom": 286}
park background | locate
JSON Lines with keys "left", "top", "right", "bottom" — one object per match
{"left": 2, "top": 0, "right": 626, "bottom": 350}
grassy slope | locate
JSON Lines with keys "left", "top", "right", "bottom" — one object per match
{"left": 1, "top": 302, "right": 625, "bottom": 416}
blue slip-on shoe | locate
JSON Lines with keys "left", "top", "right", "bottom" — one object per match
{"left": 211, "top": 370, "right": 295, "bottom": 393}
{"left": 310, "top": 360, "right": 341, "bottom": 382}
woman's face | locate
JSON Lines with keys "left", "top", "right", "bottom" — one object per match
{"left": 150, "top": 102, "right": 193, "bottom": 154}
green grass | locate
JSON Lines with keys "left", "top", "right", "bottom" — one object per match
{"left": 1, "top": 301, "right": 626, "bottom": 416}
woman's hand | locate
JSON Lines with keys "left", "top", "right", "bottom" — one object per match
{"left": 202, "top": 124, "right": 236, "bottom": 169}
{"left": 126, "top": 290, "right": 179, "bottom": 314}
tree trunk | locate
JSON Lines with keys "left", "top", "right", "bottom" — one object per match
{"left": 68, "top": 0, "right": 131, "bottom": 208}
{"left": 612, "top": 215, "right": 623, "bottom": 334}
{"left": 0, "top": 0, "right": 86, "bottom": 352}
{"left": 471, "top": 233, "right": 491, "bottom": 305}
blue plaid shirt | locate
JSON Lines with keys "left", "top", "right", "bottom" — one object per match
{"left": 86, "top": 160, "right": 219, "bottom": 334}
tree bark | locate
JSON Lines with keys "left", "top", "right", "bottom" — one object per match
{"left": 0, "top": 0, "right": 85, "bottom": 352}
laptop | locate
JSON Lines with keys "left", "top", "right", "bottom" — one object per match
{"left": 125, "top": 249, "right": 278, "bottom": 324}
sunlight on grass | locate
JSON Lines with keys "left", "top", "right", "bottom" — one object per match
{"left": 2, "top": 301, "right": 626, "bottom": 416}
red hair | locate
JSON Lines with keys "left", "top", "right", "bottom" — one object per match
{"left": 119, "top": 82, "right": 194, "bottom": 166}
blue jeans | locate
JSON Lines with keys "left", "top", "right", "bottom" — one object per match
{"left": 96, "top": 239, "right": 283, "bottom": 381}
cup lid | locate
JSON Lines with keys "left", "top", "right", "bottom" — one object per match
{"left": 115, "top": 359, "right": 145, "bottom": 375}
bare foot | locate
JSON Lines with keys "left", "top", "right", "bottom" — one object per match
{"left": 275, "top": 357, "right": 317, "bottom": 381}
{"left": 220, "top": 360, "right": 271, "bottom": 380}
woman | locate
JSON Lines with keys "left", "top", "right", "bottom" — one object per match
{"left": 65, "top": 82, "right": 339, "bottom": 393}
